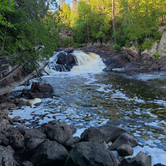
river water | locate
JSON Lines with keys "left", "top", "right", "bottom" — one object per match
{"left": 10, "top": 51, "right": 166, "bottom": 165}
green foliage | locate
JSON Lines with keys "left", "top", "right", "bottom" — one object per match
{"left": 142, "top": 39, "right": 155, "bottom": 50}
{"left": 113, "top": 44, "right": 121, "bottom": 52}
{"left": 154, "top": 31, "right": 162, "bottom": 41}
{"left": 61, "top": 38, "right": 72, "bottom": 47}
{"left": 0, "top": 0, "right": 59, "bottom": 66}
{"left": 153, "top": 52, "right": 161, "bottom": 59}
{"left": 125, "top": 40, "right": 130, "bottom": 48}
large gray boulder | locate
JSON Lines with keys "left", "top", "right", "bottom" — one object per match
{"left": 97, "top": 125, "right": 128, "bottom": 143}
{"left": 9, "top": 134, "right": 24, "bottom": 150}
{"left": 117, "top": 144, "right": 134, "bottom": 156}
{"left": 0, "top": 145, "right": 16, "bottom": 166}
{"left": 46, "top": 123, "right": 73, "bottom": 145}
{"left": 31, "top": 139, "right": 68, "bottom": 166}
{"left": 81, "top": 127, "right": 107, "bottom": 143}
{"left": 65, "top": 142, "right": 118, "bottom": 166}
{"left": 109, "top": 133, "right": 138, "bottom": 150}
{"left": 24, "top": 129, "right": 46, "bottom": 139}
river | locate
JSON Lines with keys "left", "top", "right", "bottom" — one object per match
{"left": 10, "top": 50, "right": 166, "bottom": 165}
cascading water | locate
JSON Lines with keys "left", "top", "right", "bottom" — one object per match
{"left": 45, "top": 50, "right": 106, "bottom": 73}
{"left": 9, "top": 50, "right": 166, "bottom": 165}
{"left": 71, "top": 50, "right": 106, "bottom": 72}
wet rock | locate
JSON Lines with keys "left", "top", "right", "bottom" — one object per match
{"left": 46, "top": 123, "right": 73, "bottom": 145}
{"left": 120, "top": 151, "right": 151, "bottom": 166}
{"left": 0, "top": 132, "right": 9, "bottom": 146}
{"left": 0, "top": 109, "right": 10, "bottom": 119}
{"left": 0, "top": 145, "right": 16, "bottom": 166}
{"left": 31, "top": 139, "right": 68, "bottom": 166}
{"left": 6, "top": 127, "right": 21, "bottom": 138}
{"left": 10, "top": 116, "right": 21, "bottom": 124}
{"left": 21, "top": 161, "right": 34, "bottom": 166}
{"left": 0, "top": 119, "right": 8, "bottom": 133}
{"left": 31, "top": 82, "right": 53, "bottom": 93}
{"left": 24, "top": 129, "right": 46, "bottom": 139}
{"left": 0, "top": 102, "right": 16, "bottom": 110}
{"left": 9, "top": 134, "right": 24, "bottom": 150}
{"left": 153, "top": 164, "right": 166, "bottom": 166}
{"left": 29, "top": 82, "right": 53, "bottom": 98}
{"left": 81, "top": 127, "right": 107, "bottom": 143}
{"left": 109, "top": 133, "right": 138, "bottom": 150}
{"left": 103, "top": 51, "right": 131, "bottom": 71}
{"left": 64, "top": 137, "right": 80, "bottom": 150}
{"left": 16, "top": 125, "right": 27, "bottom": 133}
{"left": 51, "top": 51, "right": 76, "bottom": 72}
{"left": 65, "top": 142, "right": 118, "bottom": 166}
{"left": 97, "top": 125, "right": 128, "bottom": 143}
{"left": 117, "top": 144, "right": 134, "bottom": 156}
{"left": 69, "top": 125, "right": 77, "bottom": 134}
{"left": 25, "top": 138, "right": 45, "bottom": 152}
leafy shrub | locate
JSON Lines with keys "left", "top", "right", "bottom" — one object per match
{"left": 154, "top": 32, "right": 162, "bottom": 41}
{"left": 142, "top": 39, "right": 155, "bottom": 50}
{"left": 113, "top": 44, "right": 121, "bottom": 52}
{"left": 125, "top": 40, "right": 130, "bottom": 48}
{"left": 61, "top": 38, "right": 72, "bottom": 47}
{"left": 153, "top": 52, "right": 161, "bottom": 59}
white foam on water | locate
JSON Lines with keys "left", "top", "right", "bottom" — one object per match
{"left": 71, "top": 50, "right": 106, "bottom": 73}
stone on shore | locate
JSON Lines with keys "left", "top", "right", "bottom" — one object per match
{"left": 65, "top": 142, "right": 118, "bottom": 166}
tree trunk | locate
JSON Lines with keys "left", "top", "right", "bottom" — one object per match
{"left": 112, "top": 0, "right": 116, "bottom": 43}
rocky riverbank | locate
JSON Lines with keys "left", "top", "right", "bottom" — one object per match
{"left": 1, "top": 114, "right": 162, "bottom": 166}
{"left": 0, "top": 90, "right": 165, "bottom": 166}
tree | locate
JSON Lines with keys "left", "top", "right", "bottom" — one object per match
{"left": 112, "top": 0, "right": 116, "bottom": 42}
{"left": 0, "top": 0, "right": 59, "bottom": 64}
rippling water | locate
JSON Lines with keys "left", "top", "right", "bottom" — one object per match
{"left": 10, "top": 51, "right": 166, "bottom": 165}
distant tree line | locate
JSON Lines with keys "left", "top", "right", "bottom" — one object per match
{"left": 57, "top": 0, "right": 166, "bottom": 49}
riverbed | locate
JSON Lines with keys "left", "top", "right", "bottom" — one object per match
{"left": 10, "top": 51, "right": 166, "bottom": 165}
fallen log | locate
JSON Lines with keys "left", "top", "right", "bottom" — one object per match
{"left": 0, "top": 61, "right": 48, "bottom": 96}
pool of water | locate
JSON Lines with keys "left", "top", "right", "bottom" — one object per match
{"left": 9, "top": 51, "right": 166, "bottom": 165}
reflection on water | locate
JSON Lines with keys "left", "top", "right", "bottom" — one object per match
{"left": 30, "top": 71, "right": 165, "bottom": 151}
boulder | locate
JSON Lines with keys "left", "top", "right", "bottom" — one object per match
{"left": 81, "top": 127, "right": 107, "bottom": 143}
{"left": 9, "top": 134, "right": 24, "bottom": 150}
{"left": 65, "top": 142, "right": 118, "bottom": 166}
{"left": 64, "top": 137, "right": 80, "bottom": 150}
{"left": 103, "top": 51, "right": 131, "bottom": 71}
{"left": 0, "top": 119, "right": 8, "bottom": 133}
{"left": 6, "top": 127, "right": 21, "bottom": 138}
{"left": 24, "top": 129, "right": 46, "bottom": 139}
{"left": 0, "top": 132, "right": 9, "bottom": 146}
{"left": 97, "top": 125, "right": 128, "bottom": 143}
{"left": 16, "top": 125, "right": 27, "bottom": 133}
{"left": 0, "top": 102, "right": 16, "bottom": 110}
{"left": 0, "top": 145, "right": 16, "bottom": 166}
{"left": 120, "top": 151, "right": 151, "bottom": 166}
{"left": 46, "top": 123, "right": 73, "bottom": 145}
{"left": 153, "top": 164, "right": 166, "bottom": 166}
{"left": 31, "top": 139, "right": 68, "bottom": 166}
{"left": 25, "top": 138, "right": 45, "bottom": 152}
{"left": 69, "top": 125, "right": 77, "bottom": 134}
{"left": 109, "top": 133, "right": 138, "bottom": 150}
{"left": 31, "top": 82, "right": 53, "bottom": 93}
{"left": 117, "top": 144, "right": 134, "bottom": 156}
{"left": 0, "top": 109, "right": 10, "bottom": 119}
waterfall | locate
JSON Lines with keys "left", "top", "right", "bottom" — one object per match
{"left": 71, "top": 50, "right": 106, "bottom": 72}
{"left": 45, "top": 50, "right": 106, "bottom": 73}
